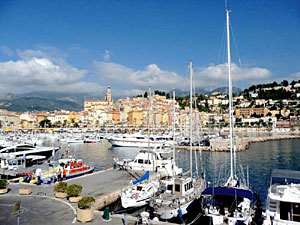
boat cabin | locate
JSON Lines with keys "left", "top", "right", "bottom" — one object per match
{"left": 173, "top": 176, "right": 194, "bottom": 197}
{"left": 267, "top": 169, "right": 300, "bottom": 224}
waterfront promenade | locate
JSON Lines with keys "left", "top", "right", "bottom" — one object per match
{"left": 0, "top": 169, "right": 161, "bottom": 225}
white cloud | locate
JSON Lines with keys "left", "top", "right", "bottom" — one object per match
{"left": 0, "top": 56, "right": 103, "bottom": 94}
{"left": 94, "top": 61, "right": 273, "bottom": 92}
{"left": 194, "top": 63, "right": 273, "bottom": 87}
{"left": 289, "top": 72, "right": 300, "bottom": 80}
{"left": 0, "top": 46, "right": 13, "bottom": 57}
{"left": 103, "top": 50, "right": 112, "bottom": 61}
{"left": 94, "top": 61, "right": 187, "bottom": 91}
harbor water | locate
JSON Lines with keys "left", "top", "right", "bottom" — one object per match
{"left": 46, "top": 137, "right": 300, "bottom": 205}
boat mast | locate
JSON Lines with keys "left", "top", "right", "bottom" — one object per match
{"left": 172, "top": 88, "right": 176, "bottom": 174}
{"left": 189, "top": 60, "right": 193, "bottom": 178}
{"left": 147, "top": 85, "right": 152, "bottom": 168}
{"left": 226, "top": 9, "right": 234, "bottom": 181}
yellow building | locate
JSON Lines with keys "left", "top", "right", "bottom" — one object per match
{"left": 68, "top": 112, "right": 81, "bottom": 124}
{"left": 128, "top": 111, "right": 143, "bottom": 126}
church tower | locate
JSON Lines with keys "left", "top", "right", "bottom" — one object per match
{"left": 105, "top": 85, "right": 112, "bottom": 102}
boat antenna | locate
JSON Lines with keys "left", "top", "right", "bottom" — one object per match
{"left": 189, "top": 60, "right": 193, "bottom": 178}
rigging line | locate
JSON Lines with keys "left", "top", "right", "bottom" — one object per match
{"left": 218, "top": 21, "right": 227, "bottom": 66}
{"left": 230, "top": 22, "right": 242, "bottom": 67}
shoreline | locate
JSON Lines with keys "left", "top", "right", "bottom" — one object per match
{"left": 176, "top": 134, "right": 300, "bottom": 152}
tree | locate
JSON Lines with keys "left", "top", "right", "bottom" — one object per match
{"left": 143, "top": 92, "right": 148, "bottom": 98}
{"left": 166, "top": 93, "right": 170, "bottom": 99}
{"left": 266, "top": 112, "right": 272, "bottom": 117}
{"left": 281, "top": 80, "right": 289, "bottom": 87}
{"left": 39, "top": 119, "right": 51, "bottom": 128}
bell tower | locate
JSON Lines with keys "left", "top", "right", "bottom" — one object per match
{"left": 105, "top": 85, "right": 112, "bottom": 102}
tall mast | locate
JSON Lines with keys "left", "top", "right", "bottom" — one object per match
{"left": 189, "top": 60, "right": 193, "bottom": 178}
{"left": 226, "top": 9, "right": 234, "bottom": 181}
{"left": 172, "top": 88, "right": 176, "bottom": 173}
{"left": 147, "top": 85, "right": 152, "bottom": 168}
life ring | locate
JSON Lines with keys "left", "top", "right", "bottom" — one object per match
{"left": 132, "top": 194, "right": 138, "bottom": 200}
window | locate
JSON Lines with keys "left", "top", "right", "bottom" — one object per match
{"left": 144, "top": 160, "right": 151, "bottom": 164}
{"left": 138, "top": 159, "right": 144, "bottom": 164}
{"left": 167, "top": 185, "right": 173, "bottom": 191}
{"left": 175, "top": 184, "right": 180, "bottom": 192}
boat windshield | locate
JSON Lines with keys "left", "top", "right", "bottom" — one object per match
{"left": 159, "top": 152, "right": 172, "bottom": 160}
{"left": 271, "top": 169, "right": 300, "bottom": 185}
{"left": 271, "top": 177, "right": 300, "bottom": 185}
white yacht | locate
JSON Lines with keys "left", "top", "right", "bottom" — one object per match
{"left": 266, "top": 169, "right": 300, "bottom": 224}
{"left": 121, "top": 171, "right": 159, "bottom": 208}
{"left": 108, "top": 133, "right": 170, "bottom": 148}
{"left": 0, "top": 144, "right": 59, "bottom": 159}
{"left": 115, "top": 146, "right": 182, "bottom": 177}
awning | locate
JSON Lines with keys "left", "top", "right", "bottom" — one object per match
{"left": 202, "top": 187, "right": 255, "bottom": 200}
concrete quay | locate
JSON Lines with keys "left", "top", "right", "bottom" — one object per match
{"left": 176, "top": 134, "right": 300, "bottom": 152}
{"left": 0, "top": 169, "right": 163, "bottom": 225}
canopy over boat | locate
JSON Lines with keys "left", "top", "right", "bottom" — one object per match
{"left": 202, "top": 187, "right": 256, "bottom": 200}
{"left": 133, "top": 171, "right": 149, "bottom": 185}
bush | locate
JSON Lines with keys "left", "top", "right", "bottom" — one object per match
{"left": 78, "top": 196, "right": 95, "bottom": 209}
{"left": 67, "top": 184, "right": 83, "bottom": 197}
{"left": 54, "top": 181, "right": 67, "bottom": 193}
{"left": 0, "top": 179, "right": 8, "bottom": 189}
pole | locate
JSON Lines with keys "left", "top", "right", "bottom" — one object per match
{"left": 189, "top": 60, "right": 193, "bottom": 178}
{"left": 17, "top": 202, "right": 20, "bottom": 225}
{"left": 147, "top": 86, "right": 152, "bottom": 170}
{"left": 226, "top": 9, "right": 234, "bottom": 181}
{"left": 172, "top": 88, "right": 176, "bottom": 175}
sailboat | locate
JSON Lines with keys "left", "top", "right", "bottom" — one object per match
{"left": 121, "top": 171, "right": 160, "bottom": 208}
{"left": 200, "top": 9, "right": 262, "bottom": 225}
{"left": 150, "top": 61, "right": 206, "bottom": 221}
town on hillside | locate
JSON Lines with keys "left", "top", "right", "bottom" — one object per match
{"left": 0, "top": 80, "right": 299, "bottom": 131}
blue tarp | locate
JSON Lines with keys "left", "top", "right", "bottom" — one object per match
{"left": 202, "top": 187, "right": 255, "bottom": 200}
{"left": 133, "top": 171, "right": 149, "bottom": 185}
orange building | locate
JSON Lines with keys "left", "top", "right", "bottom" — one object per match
{"left": 235, "top": 108, "right": 269, "bottom": 118}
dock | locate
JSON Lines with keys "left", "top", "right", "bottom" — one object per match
{"left": 0, "top": 168, "right": 163, "bottom": 224}
{"left": 176, "top": 134, "right": 300, "bottom": 152}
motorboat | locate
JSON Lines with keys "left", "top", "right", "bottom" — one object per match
{"left": 32, "top": 158, "right": 94, "bottom": 184}
{"left": 114, "top": 146, "right": 182, "bottom": 177}
{"left": 266, "top": 169, "right": 300, "bottom": 224}
{"left": 108, "top": 133, "right": 170, "bottom": 148}
{"left": 0, "top": 144, "right": 59, "bottom": 159}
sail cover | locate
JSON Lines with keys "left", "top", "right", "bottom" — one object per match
{"left": 202, "top": 187, "right": 255, "bottom": 200}
{"left": 133, "top": 171, "right": 149, "bottom": 185}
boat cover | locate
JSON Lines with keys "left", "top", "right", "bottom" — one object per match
{"left": 133, "top": 171, "right": 149, "bottom": 185}
{"left": 202, "top": 187, "right": 255, "bottom": 200}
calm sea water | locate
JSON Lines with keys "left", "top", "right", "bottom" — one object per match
{"left": 47, "top": 136, "right": 300, "bottom": 205}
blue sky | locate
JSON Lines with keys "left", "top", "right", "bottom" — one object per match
{"left": 0, "top": 0, "right": 299, "bottom": 97}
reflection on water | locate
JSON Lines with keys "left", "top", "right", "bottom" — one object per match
{"left": 46, "top": 138, "right": 300, "bottom": 204}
